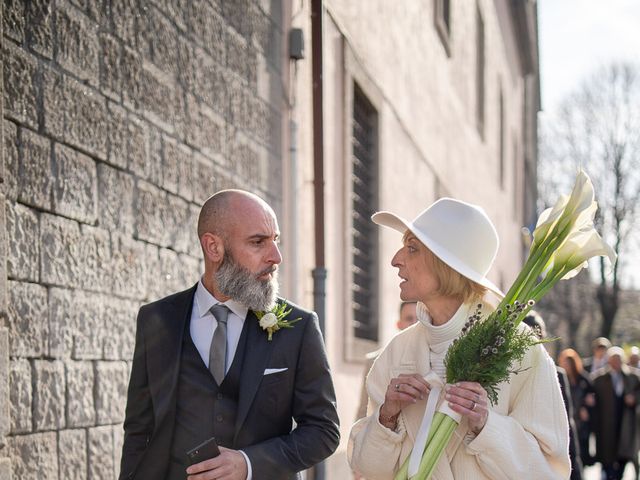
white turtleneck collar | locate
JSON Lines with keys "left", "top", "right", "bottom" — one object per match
{"left": 417, "top": 301, "right": 471, "bottom": 347}
{"left": 417, "top": 301, "right": 473, "bottom": 379}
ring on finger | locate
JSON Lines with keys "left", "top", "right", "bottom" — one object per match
{"left": 471, "top": 400, "right": 477, "bottom": 411}
{"left": 395, "top": 384, "right": 401, "bottom": 391}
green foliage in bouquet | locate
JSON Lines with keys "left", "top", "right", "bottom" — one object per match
{"left": 444, "top": 302, "right": 542, "bottom": 405}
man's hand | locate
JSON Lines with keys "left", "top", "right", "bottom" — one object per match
{"left": 624, "top": 393, "right": 636, "bottom": 408}
{"left": 579, "top": 406, "right": 589, "bottom": 422}
{"left": 186, "top": 447, "right": 248, "bottom": 480}
{"left": 584, "top": 393, "right": 595, "bottom": 407}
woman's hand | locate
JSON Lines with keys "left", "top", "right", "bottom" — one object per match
{"left": 445, "top": 381, "right": 489, "bottom": 435}
{"left": 379, "top": 374, "right": 431, "bottom": 429}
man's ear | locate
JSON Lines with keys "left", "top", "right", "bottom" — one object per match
{"left": 201, "top": 232, "right": 225, "bottom": 263}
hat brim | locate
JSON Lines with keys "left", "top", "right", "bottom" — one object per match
{"left": 372, "top": 211, "right": 504, "bottom": 298}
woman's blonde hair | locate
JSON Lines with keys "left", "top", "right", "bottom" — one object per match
{"left": 424, "top": 246, "right": 487, "bottom": 303}
{"left": 558, "top": 348, "right": 584, "bottom": 381}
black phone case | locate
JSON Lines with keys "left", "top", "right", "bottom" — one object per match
{"left": 186, "top": 436, "right": 221, "bottom": 465}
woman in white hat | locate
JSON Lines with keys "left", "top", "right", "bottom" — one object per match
{"left": 348, "top": 198, "right": 570, "bottom": 479}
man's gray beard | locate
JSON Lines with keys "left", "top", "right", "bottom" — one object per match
{"left": 215, "top": 251, "right": 278, "bottom": 311}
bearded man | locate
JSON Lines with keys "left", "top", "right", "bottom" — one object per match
{"left": 119, "top": 190, "right": 340, "bottom": 480}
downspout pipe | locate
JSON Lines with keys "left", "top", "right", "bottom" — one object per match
{"left": 311, "top": 0, "right": 326, "bottom": 341}
{"left": 311, "top": 1, "right": 327, "bottom": 479}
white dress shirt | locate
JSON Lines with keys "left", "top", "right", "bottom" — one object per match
{"left": 611, "top": 370, "right": 624, "bottom": 397}
{"left": 189, "top": 279, "right": 253, "bottom": 480}
{"left": 190, "top": 280, "right": 248, "bottom": 372}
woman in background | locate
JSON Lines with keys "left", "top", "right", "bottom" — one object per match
{"left": 558, "top": 348, "right": 594, "bottom": 469}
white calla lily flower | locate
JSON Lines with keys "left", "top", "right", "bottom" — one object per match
{"left": 556, "top": 169, "right": 596, "bottom": 231}
{"left": 551, "top": 228, "right": 616, "bottom": 279}
{"left": 571, "top": 201, "right": 598, "bottom": 231}
{"left": 532, "top": 195, "right": 568, "bottom": 246}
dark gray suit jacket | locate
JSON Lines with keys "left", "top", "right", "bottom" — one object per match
{"left": 119, "top": 285, "right": 340, "bottom": 479}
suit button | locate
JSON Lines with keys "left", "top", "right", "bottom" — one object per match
{"left": 216, "top": 414, "right": 223, "bottom": 422}
{"left": 217, "top": 393, "right": 224, "bottom": 399}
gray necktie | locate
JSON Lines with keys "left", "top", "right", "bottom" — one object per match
{"left": 209, "top": 304, "right": 230, "bottom": 384}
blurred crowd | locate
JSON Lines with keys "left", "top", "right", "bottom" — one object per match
{"left": 554, "top": 334, "right": 640, "bottom": 480}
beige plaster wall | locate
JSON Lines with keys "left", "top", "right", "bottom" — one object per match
{"left": 285, "top": 1, "right": 537, "bottom": 476}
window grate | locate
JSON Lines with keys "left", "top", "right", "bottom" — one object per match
{"left": 352, "top": 84, "right": 378, "bottom": 342}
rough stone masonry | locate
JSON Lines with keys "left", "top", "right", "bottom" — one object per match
{"left": 0, "top": 0, "right": 286, "bottom": 478}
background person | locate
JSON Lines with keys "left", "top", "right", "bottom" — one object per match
{"left": 558, "top": 348, "right": 594, "bottom": 470}
{"left": 583, "top": 336, "right": 611, "bottom": 468}
{"left": 629, "top": 346, "right": 640, "bottom": 480}
{"left": 591, "top": 346, "right": 640, "bottom": 480}
{"left": 584, "top": 337, "right": 612, "bottom": 374}
{"left": 629, "top": 346, "right": 639, "bottom": 369}
{"left": 348, "top": 198, "right": 570, "bottom": 479}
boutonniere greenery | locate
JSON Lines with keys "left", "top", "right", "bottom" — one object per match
{"left": 255, "top": 302, "right": 301, "bottom": 341}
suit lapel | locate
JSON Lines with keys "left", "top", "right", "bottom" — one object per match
{"left": 151, "top": 285, "right": 196, "bottom": 425}
{"left": 234, "top": 310, "right": 274, "bottom": 439}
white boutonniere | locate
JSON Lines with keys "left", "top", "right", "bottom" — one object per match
{"left": 255, "top": 302, "right": 301, "bottom": 341}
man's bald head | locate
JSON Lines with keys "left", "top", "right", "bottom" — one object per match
{"left": 197, "top": 189, "right": 282, "bottom": 309}
{"left": 197, "top": 189, "right": 271, "bottom": 240}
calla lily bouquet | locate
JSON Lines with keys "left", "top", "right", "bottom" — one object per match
{"left": 395, "top": 170, "right": 616, "bottom": 480}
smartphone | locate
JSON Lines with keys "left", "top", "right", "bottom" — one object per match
{"left": 186, "top": 436, "right": 221, "bottom": 465}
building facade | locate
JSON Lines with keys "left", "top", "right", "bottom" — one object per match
{"left": 0, "top": 0, "right": 538, "bottom": 478}
{"left": 285, "top": 0, "right": 540, "bottom": 475}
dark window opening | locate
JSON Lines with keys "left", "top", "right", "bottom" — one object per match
{"left": 352, "top": 84, "right": 379, "bottom": 342}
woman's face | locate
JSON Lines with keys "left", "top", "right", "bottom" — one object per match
{"left": 391, "top": 232, "right": 440, "bottom": 303}
{"left": 559, "top": 355, "right": 576, "bottom": 376}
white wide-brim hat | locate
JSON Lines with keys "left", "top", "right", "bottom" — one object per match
{"left": 372, "top": 197, "right": 503, "bottom": 297}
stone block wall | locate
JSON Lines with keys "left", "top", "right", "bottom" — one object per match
{"left": 0, "top": 0, "right": 285, "bottom": 478}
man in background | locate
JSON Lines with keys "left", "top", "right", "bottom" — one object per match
{"left": 584, "top": 337, "right": 612, "bottom": 374}
{"left": 627, "top": 346, "right": 640, "bottom": 480}
{"left": 592, "top": 347, "right": 640, "bottom": 480}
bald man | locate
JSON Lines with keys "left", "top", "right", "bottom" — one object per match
{"left": 592, "top": 347, "right": 640, "bottom": 480}
{"left": 120, "top": 190, "right": 339, "bottom": 480}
